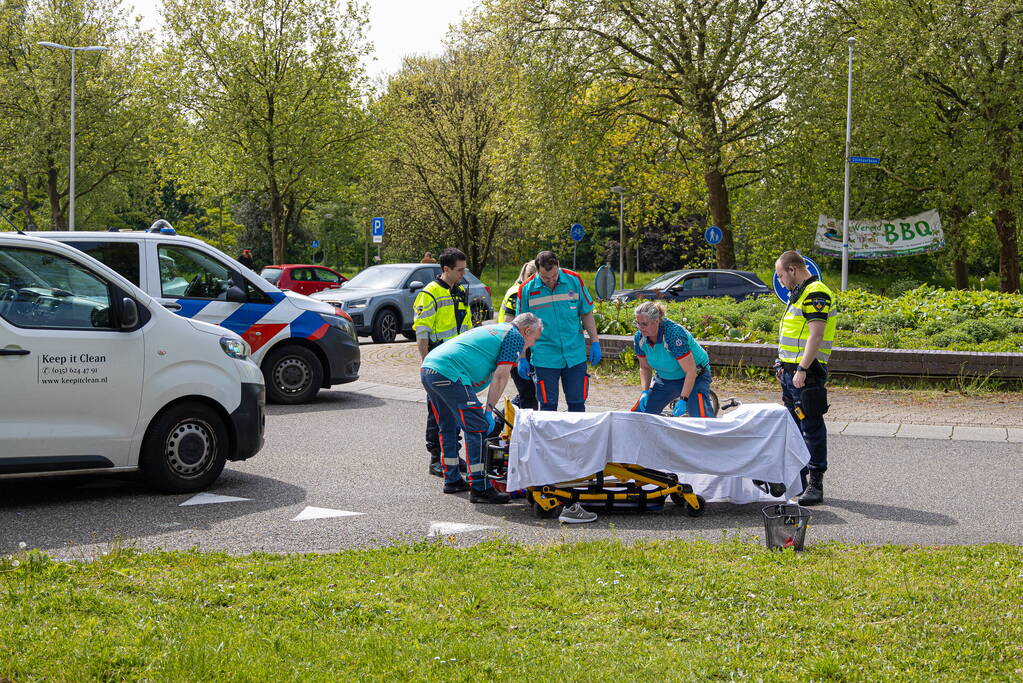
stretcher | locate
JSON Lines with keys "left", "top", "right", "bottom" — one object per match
{"left": 485, "top": 397, "right": 810, "bottom": 519}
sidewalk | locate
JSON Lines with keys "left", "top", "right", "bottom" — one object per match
{"left": 351, "top": 341, "right": 1023, "bottom": 444}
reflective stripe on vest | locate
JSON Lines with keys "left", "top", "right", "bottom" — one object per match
{"left": 777, "top": 280, "right": 837, "bottom": 366}
{"left": 413, "top": 280, "right": 471, "bottom": 343}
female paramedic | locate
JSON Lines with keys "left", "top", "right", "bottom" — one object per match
{"left": 631, "top": 300, "right": 715, "bottom": 418}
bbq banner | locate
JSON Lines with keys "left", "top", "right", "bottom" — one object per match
{"left": 815, "top": 210, "right": 944, "bottom": 258}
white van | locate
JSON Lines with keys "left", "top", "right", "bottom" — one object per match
{"left": 33, "top": 227, "right": 361, "bottom": 404}
{"left": 0, "top": 233, "right": 264, "bottom": 492}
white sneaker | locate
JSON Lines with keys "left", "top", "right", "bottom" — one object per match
{"left": 559, "top": 503, "right": 597, "bottom": 524}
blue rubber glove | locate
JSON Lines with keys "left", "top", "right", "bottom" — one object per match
{"left": 516, "top": 356, "right": 531, "bottom": 377}
{"left": 589, "top": 340, "right": 602, "bottom": 366}
{"left": 633, "top": 389, "right": 650, "bottom": 412}
{"left": 672, "top": 397, "right": 689, "bottom": 417}
{"left": 485, "top": 411, "right": 496, "bottom": 433}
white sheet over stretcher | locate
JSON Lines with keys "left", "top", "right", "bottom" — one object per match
{"left": 506, "top": 403, "right": 811, "bottom": 500}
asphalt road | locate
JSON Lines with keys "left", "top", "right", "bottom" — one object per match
{"left": 2, "top": 387, "right": 1021, "bottom": 559}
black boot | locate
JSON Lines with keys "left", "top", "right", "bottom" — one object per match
{"left": 799, "top": 471, "right": 824, "bottom": 506}
{"left": 428, "top": 450, "right": 444, "bottom": 478}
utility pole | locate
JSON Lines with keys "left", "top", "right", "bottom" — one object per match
{"left": 841, "top": 37, "right": 856, "bottom": 291}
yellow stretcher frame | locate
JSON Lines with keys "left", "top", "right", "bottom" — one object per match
{"left": 488, "top": 400, "right": 706, "bottom": 519}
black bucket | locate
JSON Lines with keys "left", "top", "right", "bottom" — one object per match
{"left": 762, "top": 504, "right": 811, "bottom": 551}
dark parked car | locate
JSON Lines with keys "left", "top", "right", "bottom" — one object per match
{"left": 610, "top": 269, "right": 770, "bottom": 303}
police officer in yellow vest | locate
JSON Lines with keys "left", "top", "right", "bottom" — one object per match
{"left": 414, "top": 247, "right": 473, "bottom": 477}
{"left": 775, "top": 250, "right": 837, "bottom": 506}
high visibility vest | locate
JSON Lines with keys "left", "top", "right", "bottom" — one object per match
{"left": 498, "top": 283, "right": 519, "bottom": 322}
{"left": 413, "top": 277, "right": 471, "bottom": 345}
{"left": 778, "top": 277, "right": 837, "bottom": 366}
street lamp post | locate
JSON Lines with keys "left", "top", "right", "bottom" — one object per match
{"left": 37, "top": 42, "right": 108, "bottom": 231}
{"left": 611, "top": 186, "right": 626, "bottom": 290}
{"left": 841, "top": 36, "right": 856, "bottom": 291}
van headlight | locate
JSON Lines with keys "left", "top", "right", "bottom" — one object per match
{"left": 220, "top": 336, "right": 251, "bottom": 360}
{"left": 322, "top": 313, "right": 357, "bottom": 340}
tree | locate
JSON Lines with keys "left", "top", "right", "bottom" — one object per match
{"left": 367, "top": 47, "right": 509, "bottom": 272}
{"left": 161, "top": 0, "right": 370, "bottom": 264}
{"left": 499, "top": 0, "right": 806, "bottom": 269}
{"left": 0, "top": 0, "right": 159, "bottom": 230}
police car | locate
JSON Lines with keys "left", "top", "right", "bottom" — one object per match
{"left": 0, "top": 233, "right": 264, "bottom": 492}
{"left": 32, "top": 225, "right": 360, "bottom": 404}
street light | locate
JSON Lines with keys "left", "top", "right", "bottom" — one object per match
{"left": 610, "top": 186, "right": 626, "bottom": 290}
{"left": 840, "top": 36, "right": 856, "bottom": 291}
{"left": 37, "top": 42, "right": 109, "bottom": 231}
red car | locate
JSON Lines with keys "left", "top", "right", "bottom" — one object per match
{"left": 260, "top": 264, "right": 348, "bottom": 296}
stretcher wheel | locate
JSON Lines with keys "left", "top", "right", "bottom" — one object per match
{"left": 671, "top": 492, "right": 706, "bottom": 517}
{"left": 535, "top": 503, "right": 563, "bottom": 519}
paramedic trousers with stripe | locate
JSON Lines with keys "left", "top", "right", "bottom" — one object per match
{"left": 534, "top": 362, "right": 588, "bottom": 412}
{"left": 638, "top": 370, "right": 716, "bottom": 418}
{"left": 421, "top": 368, "right": 491, "bottom": 490}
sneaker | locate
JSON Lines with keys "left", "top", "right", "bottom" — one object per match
{"left": 469, "top": 488, "right": 510, "bottom": 504}
{"left": 559, "top": 503, "right": 597, "bottom": 524}
{"left": 443, "top": 479, "right": 470, "bottom": 494}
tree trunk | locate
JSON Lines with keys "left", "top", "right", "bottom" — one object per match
{"left": 45, "top": 163, "right": 67, "bottom": 231}
{"left": 269, "top": 179, "right": 285, "bottom": 265}
{"left": 17, "top": 176, "right": 36, "bottom": 230}
{"left": 992, "top": 137, "right": 1020, "bottom": 293}
{"left": 626, "top": 238, "right": 635, "bottom": 284}
{"left": 704, "top": 167, "right": 736, "bottom": 269}
{"left": 945, "top": 203, "right": 969, "bottom": 289}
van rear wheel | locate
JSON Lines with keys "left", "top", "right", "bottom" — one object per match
{"left": 141, "top": 402, "right": 228, "bottom": 493}
{"left": 264, "top": 345, "right": 322, "bottom": 404}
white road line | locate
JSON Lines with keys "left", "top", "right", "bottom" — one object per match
{"left": 292, "top": 506, "right": 366, "bottom": 521}
{"left": 179, "top": 493, "right": 252, "bottom": 506}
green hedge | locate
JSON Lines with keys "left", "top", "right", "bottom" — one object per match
{"left": 594, "top": 286, "right": 1023, "bottom": 352}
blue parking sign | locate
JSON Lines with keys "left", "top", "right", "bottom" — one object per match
{"left": 371, "top": 217, "right": 384, "bottom": 236}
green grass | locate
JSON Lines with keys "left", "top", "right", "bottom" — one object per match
{"left": 2, "top": 540, "right": 1021, "bottom": 681}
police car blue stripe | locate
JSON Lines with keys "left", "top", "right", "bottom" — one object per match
{"left": 175, "top": 299, "right": 212, "bottom": 319}
{"left": 219, "top": 298, "right": 283, "bottom": 337}
{"left": 290, "top": 310, "right": 327, "bottom": 338}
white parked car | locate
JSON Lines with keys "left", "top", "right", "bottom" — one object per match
{"left": 0, "top": 233, "right": 265, "bottom": 492}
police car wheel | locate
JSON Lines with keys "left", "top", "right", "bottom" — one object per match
{"left": 371, "top": 308, "right": 399, "bottom": 343}
{"left": 141, "top": 402, "right": 228, "bottom": 493}
{"left": 264, "top": 345, "right": 322, "bottom": 404}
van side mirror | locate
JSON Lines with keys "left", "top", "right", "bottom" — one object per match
{"left": 408, "top": 280, "right": 425, "bottom": 291}
{"left": 226, "top": 284, "right": 247, "bottom": 302}
{"left": 120, "top": 297, "right": 139, "bottom": 329}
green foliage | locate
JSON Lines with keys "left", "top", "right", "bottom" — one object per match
{"left": 593, "top": 286, "right": 1023, "bottom": 351}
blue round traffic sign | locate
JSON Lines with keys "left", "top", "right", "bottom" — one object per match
{"left": 773, "top": 255, "right": 822, "bottom": 303}
{"left": 705, "top": 225, "right": 723, "bottom": 245}
{"left": 311, "top": 240, "right": 320, "bottom": 249}
{"left": 570, "top": 223, "right": 585, "bottom": 241}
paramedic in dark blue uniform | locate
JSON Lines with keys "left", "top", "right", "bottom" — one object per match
{"left": 631, "top": 300, "right": 715, "bottom": 418}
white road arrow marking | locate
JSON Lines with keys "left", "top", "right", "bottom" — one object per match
{"left": 428, "top": 521, "right": 498, "bottom": 537}
{"left": 292, "top": 506, "right": 365, "bottom": 521}
{"left": 179, "top": 493, "right": 252, "bottom": 506}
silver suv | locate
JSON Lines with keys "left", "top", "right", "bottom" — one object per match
{"left": 309, "top": 263, "right": 493, "bottom": 343}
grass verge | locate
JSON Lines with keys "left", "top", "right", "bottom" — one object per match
{"left": 2, "top": 539, "right": 1021, "bottom": 681}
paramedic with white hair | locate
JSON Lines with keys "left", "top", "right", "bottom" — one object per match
{"left": 631, "top": 300, "right": 715, "bottom": 418}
